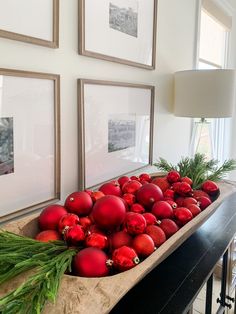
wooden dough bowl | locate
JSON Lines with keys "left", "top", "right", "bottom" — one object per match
{"left": 1, "top": 179, "right": 236, "bottom": 314}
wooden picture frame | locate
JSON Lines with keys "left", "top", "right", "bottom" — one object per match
{"left": 79, "top": 0, "right": 157, "bottom": 69}
{"left": 0, "top": 0, "right": 59, "bottom": 48}
{"left": 0, "top": 68, "right": 60, "bottom": 223}
{"left": 78, "top": 79, "right": 155, "bottom": 190}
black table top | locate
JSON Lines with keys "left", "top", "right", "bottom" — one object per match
{"left": 110, "top": 192, "right": 236, "bottom": 314}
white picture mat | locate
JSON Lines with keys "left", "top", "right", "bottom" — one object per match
{"left": 0, "top": 0, "right": 53, "bottom": 41}
{"left": 0, "top": 76, "right": 55, "bottom": 217}
{"left": 84, "top": 84, "right": 151, "bottom": 188}
{"left": 84, "top": 0, "right": 154, "bottom": 66}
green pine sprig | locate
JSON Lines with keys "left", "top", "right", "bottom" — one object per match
{"left": 154, "top": 153, "right": 236, "bottom": 189}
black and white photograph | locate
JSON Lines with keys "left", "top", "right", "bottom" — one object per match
{"left": 0, "top": 117, "right": 14, "bottom": 176}
{"left": 108, "top": 115, "right": 136, "bottom": 152}
{"left": 109, "top": 0, "right": 138, "bottom": 38}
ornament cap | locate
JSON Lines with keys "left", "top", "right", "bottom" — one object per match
{"left": 133, "top": 257, "right": 140, "bottom": 265}
{"left": 106, "top": 259, "right": 114, "bottom": 267}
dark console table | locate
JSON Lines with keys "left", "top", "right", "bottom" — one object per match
{"left": 110, "top": 192, "right": 236, "bottom": 314}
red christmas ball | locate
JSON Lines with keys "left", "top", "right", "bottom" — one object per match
{"left": 201, "top": 180, "right": 219, "bottom": 196}
{"left": 163, "top": 189, "right": 175, "bottom": 199}
{"left": 125, "top": 212, "right": 146, "bottom": 235}
{"left": 152, "top": 201, "right": 173, "bottom": 219}
{"left": 159, "top": 219, "right": 179, "bottom": 238}
{"left": 139, "top": 173, "right": 151, "bottom": 183}
{"left": 136, "top": 183, "right": 163, "bottom": 210}
{"left": 73, "top": 248, "right": 110, "bottom": 277}
{"left": 110, "top": 230, "right": 133, "bottom": 250}
{"left": 197, "top": 196, "right": 212, "bottom": 210}
{"left": 122, "top": 180, "right": 142, "bottom": 195}
{"left": 130, "top": 175, "right": 140, "bottom": 181}
{"left": 118, "top": 176, "right": 130, "bottom": 188}
{"left": 187, "top": 204, "right": 201, "bottom": 217}
{"left": 85, "top": 232, "right": 108, "bottom": 250}
{"left": 91, "top": 191, "right": 105, "bottom": 203}
{"left": 64, "top": 224, "right": 85, "bottom": 246}
{"left": 112, "top": 246, "right": 140, "bottom": 272}
{"left": 182, "top": 197, "right": 198, "bottom": 207}
{"left": 145, "top": 225, "right": 166, "bottom": 247}
{"left": 181, "top": 176, "right": 193, "bottom": 186}
{"left": 122, "top": 193, "right": 136, "bottom": 206}
{"left": 142, "top": 212, "right": 158, "bottom": 225}
{"left": 99, "top": 181, "right": 122, "bottom": 197}
{"left": 79, "top": 216, "right": 93, "bottom": 231}
{"left": 174, "top": 207, "right": 193, "bottom": 225}
{"left": 177, "top": 182, "right": 192, "bottom": 196}
{"left": 164, "top": 199, "right": 177, "bottom": 209}
{"left": 38, "top": 205, "right": 68, "bottom": 231}
{"left": 191, "top": 189, "right": 211, "bottom": 200}
{"left": 130, "top": 203, "right": 145, "bottom": 214}
{"left": 58, "top": 213, "right": 80, "bottom": 234}
{"left": 88, "top": 224, "right": 104, "bottom": 235}
{"left": 132, "top": 234, "right": 155, "bottom": 257}
{"left": 35, "top": 230, "right": 61, "bottom": 242}
{"left": 64, "top": 191, "right": 93, "bottom": 216}
{"left": 167, "top": 171, "right": 181, "bottom": 183}
{"left": 92, "top": 195, "right": 126, "bottom": 230}
{"left": 151, "top": 176, "right": 170, "bottom": 192}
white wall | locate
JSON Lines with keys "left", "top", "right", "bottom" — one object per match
{"left": 0, "top": 0, "right": 235, "bottom": 209}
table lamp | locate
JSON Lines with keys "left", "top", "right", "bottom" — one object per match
{"left": 174, "top": 69, "right": 236, "bottom": 157}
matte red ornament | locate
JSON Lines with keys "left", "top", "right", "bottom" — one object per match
{"left": 130, "top": 175, "right": 140, "bottom": 181}
{"left": 112, "top": 246, "right": 140, "bottom": 272}
{"left": 64, "top": 224, "right": 85, "bottom": 246}
{"left": 142, "top": 212, "right": 158, "bottom": 225}
{"left": 110, "top": 230, "right": 133, "bottom": 250}
{"left": 122, "top": 180, "right": 142, "bottom": 195}
{"left": 130, "top": 203, "right": 145, "bottom": 214}
{"left": 64, "top": 191, "right": 93, "bottom": 216}
{"left": 92, "top": 195, "right": 126, "bottom": 230}
{"left": 38, "top": 205, "right": 68, "bottom": 231}
{"left": 159, "top": 219, "right": 179, "bottom": 238}
{"left": 122, "top": 193, "right": 136, "bottom": 207}
{"left": 118, "top": 176, "right": 130, "bottom": 188}
{"left": 151, "top": 176, "right": 170, "bottom": 192}
{"left": 174, "top": 207, "right": 193, "bottom": 225}
{"left": 152, "top": 201, "right": 173, "bottom": 219}
{"left": 125, "top": 212, "right": 147, "bottom": 235}
{"left": 132, "top": 234, "right": 155, "bottom": 257}
{"left": 145, "top": 225, "right": 166, "bottom": 247}
{"left": 136, "top": 183, "right": 163, "bottom": 210}
{"left": 167, "top": 170, "right": 181, "bottom": 183}
{"left": 73, "top": 247, "right": 110, "bottom": 277}
{"left": 58, "top": 213, "right": 80, "bottom": 234}
{"left": 99, "top": 181, "right": 122, "bottom": 197}
{"left": 35, "top": 230, "right": 61, "bottom": 242}
{"left": 85, "top": 232, "right": 108, "bottom": 250}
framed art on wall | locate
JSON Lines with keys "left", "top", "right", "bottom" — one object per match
{"left": 0, "top": 0, "right": 59, "bottom": 48}
{"left": 78, "top": 79, "right": 155, "bottom": 190}
{"left": 79, "top": 0, "right": 157, "bottom": 69}
{"left": 0, "top": 68, "right": 60, "bottom": 223}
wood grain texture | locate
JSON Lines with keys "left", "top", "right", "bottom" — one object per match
{"left": 1, "top": 179, "right": 236, "bottom": 314}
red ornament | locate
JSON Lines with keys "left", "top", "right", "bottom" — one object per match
{"left": 88, "top": 224, "right": 104, "bottom": 235}
{"left": 163, "top": 189, "right": 175, "bottom": 199}
{"left": 38, "top": 205, "right": 68, "bottom": 231}
{"left": 84, "top": 189, "right": 93, "bottom": 197}
{"left": 73, "top": 248, "right": 110, "bottom": 277}
{"left": 191, "top": 189, "right": 211, "bottom": 200}
{"left": 175, "top": 197, "right": 185, "bottom": 207}
{"left": 145, "top": 225, "right": 166, "bottom": 247}
{"left": 64, "top": 191, "right": 93, "bottom": 216}
{"left": 181, "top": 176, "right": 193, "bottom": 186}
{"left": 122, "top": 193, "right": 136, "bottom": 206}
{"left": 122, "top": 180, "right": 142, "bottom": 195}
{"left": 130, "top": 203, "right": 145, "bottom": 214}
{"left": 125, "top": 213, "right": 147, "bottom": 235}
{"left": 64, "top": 224, "right": 85, "bottom": 246}
{"left": 130, "top": 175, "right": 140, "bottom": 181}
{"left": 172, "top": 182, "right": 182, "bottom": 193}
{"left": 174, "top": 207, "right": 193, "bottom": 225}
{"left": 79, "top": 216, "right": 93, "bottom": 231}
{"left": 187, "top": 204, "right": 201, "bottom": 217}
{"left": 182, "top": 197, "right": 198, "bottom": 207}
{"left": 110, "top": 230, "right": 133, "bottom": 250}
{"left": 35, "top": 230, "right": 61, "bottom": 242}
{"left": 58, "top": 213, "right": 80, "bottom": 234}
{"left": 152, "top": 201, "right": 173, "bottom": 219}
{"left": 159, "top": 219, "right": 179, "bottom": 238}
{"left": 177, "top": 182, "right": 192, "bottom": 196}
{"left": 142, "top": 212, "right": 158, "bottom": 225}
{"left": 151, "top": 176, "right": 170, "bottom": 193}
{"left": 112, "top": 246, "right": 140, "bottom": 272}
{"left": 197, "top": 196, "right": 212, "bottom": 210}
{"left": 91, "top": 191, "right": 105, "bottom": 203}
{"left": 92, "top": 195, "right": 126, "bottom": 230}
{"left": 85, "top": 232, "right": 108, "bottom": 250}
{"left": 201, "top": 180, "right": 219, "bottom": 197}
{"left": 132, "top": 234, "right": 155, "bottom": 257}
{"left": 136, "top": 183, "right": 163, "bottom": 210}
{"left": 139, "top": 173, "right": 151, "bottom": 183}
{"left": 167, "top": 170, "right": 181, "bottom": 183}
{"left": 118, "top": 176, "right": 130, "bottom": 188}
{"left": 99, "top": 181, "right": 122, "bottom": 197}
{"left": 164, "top": 199, "right": 177, "bottom": 209}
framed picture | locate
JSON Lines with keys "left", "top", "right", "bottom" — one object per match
{"left": 0, "top": 0, "right": 59, "bottom": 48}
{"left": 79, "top": 0, "right": 157, "bottom": 69}
{"left": 0, "top": 68, "right": 60, "bottom": 223}
{"left": 78, "top": 79, "right": 154, "bottom": 189}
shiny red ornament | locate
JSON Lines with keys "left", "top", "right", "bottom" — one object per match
{"left": 142, "top": 212, "right": 158, "bottom": 225}
{"left": 118, "top": 176, "right": 130, "bottom": 188}
{"left": 73, "top": 248, "right": 110, "bottom": 277}
{"left": 125, "top": 212, "right": 146, "bottom": 235}
{"left": 187, "top": 204, "right": 201, "bottom": 217}
{"left": 35, "top": 230, "right": 61, "bottom": 242}
{"left": 167, "top": 170, "right": 181, "bottom": 183}
{"left": 191, "top": 189, "right": 211, "bottom": 200}
{"left": 38, "top": 205, "right": 68, "bottom": 231}
{"left": 130, "top": 175, "right": 140, "bottom": 181}
{"left": 58, "top": 213, "right": 80, "bottom": 234}
{"left": 181, "top": 176, "right": 193, "bottom": 186}
{"left": 151, "top": 176, "right": 170, "bottom": 192}
{"left": 197, "top": 196, "right": 212, "bottom": 210}
{"left": 110, "top": 230, "right": 133, "bottom": 250}
{"left": 175, "top": 196, "right": 185, "bottom": 207}
{"left": 159, "top": 219, "right": 179, "bottom": 238}
{"left": 122, "top": 193, "right": 136, "bottom": 206}
{"left": 132, "top": 234, "right": 155, "bottom": 257}
{"left": 91, "top": 191, "right": 105, "bottom": 203}
{"left": 163, "top": 189, "right": 175, "bottom": 199}
{"left": 122, "top": 180, "right": 142, "bottom": 195}
{"left": 79, "top": 216, "right": 93, "bottom": 231}
{"left": 145, "top": 225, "right": 166, "bottom": 247}
{"left": 182, "top": 197, "right": 198, "bottom": 207}
{"left": 201, "top": 180, "right": 220, "bottom": 197}
{"left": 177, "top": 182, "right": 192, "bottom": 196}
{"left": 130, "top": 203, "right": 145, "bottom": 214}
{"left": 92, "top": 195, "right": 126, "bottom": 230}
{"left": 99, "top": 181, "right": 122, "bottom": 197}
{"left": 164, "top": 199, "right": 177, "bottom": 209}
{"left": 152, "top": 201, "right": 173, "bottom": 219}
{"left": 136, "top": 183, "right": 163, "bottom": 210}
{"left": 139, "top": 173, "right": 151, "bottom": 183}
{"left": 64, "top": 224, "right": 85, "bottom": 246}
{"left": 174, "top": 207, "right": 193, "bottom": 225}
{"left": 64, "top": 191, "right": 93, "bottom": 216}
{"left": 85, "top": 232, "right": 108, "bottom": 250}
{"left": 112, "top": 246, "right": 140, "bottom": 272}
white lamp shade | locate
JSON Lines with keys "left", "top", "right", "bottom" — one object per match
{"left": 174, "top": 69, "right": 236, "bottom": 118}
